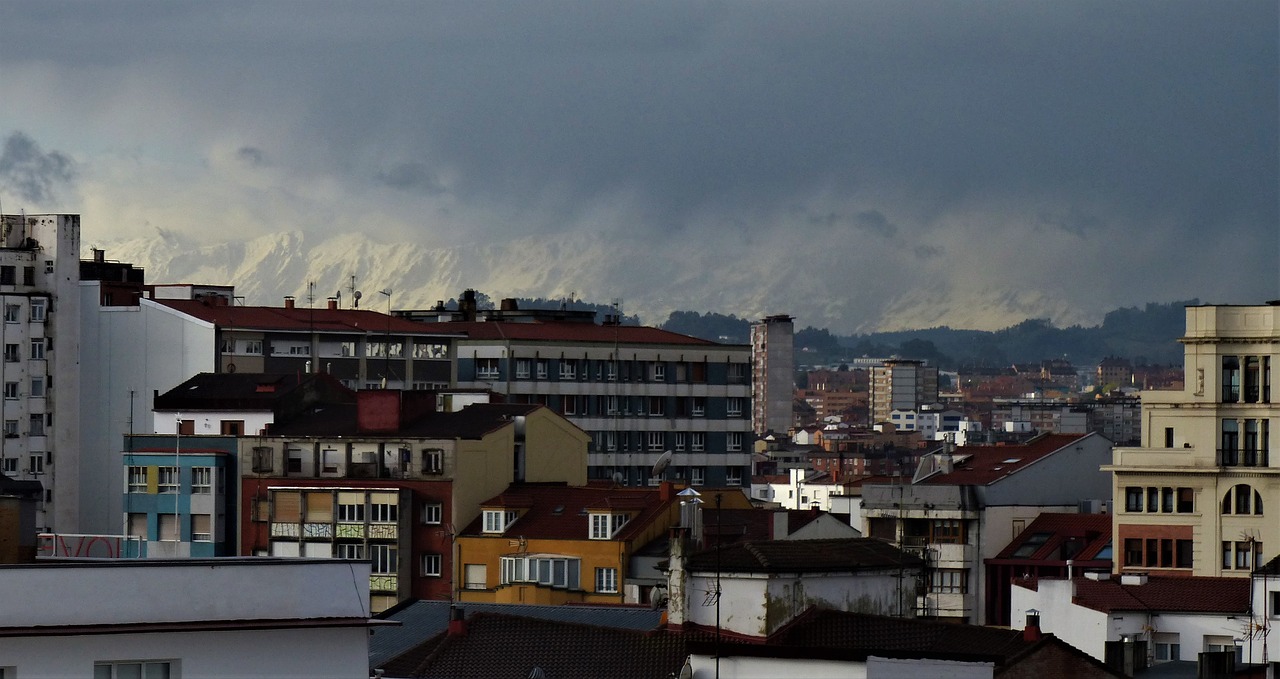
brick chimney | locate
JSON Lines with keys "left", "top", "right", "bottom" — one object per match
{"left": 327, "top": 298, "right": 338, "bottom": 310}
{"left": 1023, "top": 609, "right": 1042, "bottom": 642}
{"left": 283, "top": 296, "right": 295, "bottom": 310}
{"left": 447, "top": 605, "right": 467, "bottom": 637}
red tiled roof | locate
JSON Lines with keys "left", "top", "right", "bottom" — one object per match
{"left": 991, "top": 512, "right": 1112, "bottom": 562}
{"left": 701, "top": 507, "right": 826, "bottom": 542}
{"left": 922, "top": 433, "right": 1090, "bottom": 486}
{"left": 407, "top": 321, "right": 722, "bottom": 346}
{"left": 158, "top": 300, "right": 449, "bottom": 335}
{"left": 1064, "top": 575, "right": 1250, "bottom": 614}
{"left": 460, "top": 484, "right": 675, "bottom": 542}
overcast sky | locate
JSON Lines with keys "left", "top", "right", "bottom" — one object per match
{"left": 0, "top": 1, "right": 1275, "bottom": 329}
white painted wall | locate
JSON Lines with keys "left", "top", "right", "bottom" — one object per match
{"left": 0, "top": 626, "right": 369, "bottom": 679}
{"left": 153, "top": 409, "right": 274, "bottom": 435}
{"left": 687, "top": 654, "right": 868, "bottom": 679}
{"left": 78, "top": 292, "right": 216, "bottom": 534}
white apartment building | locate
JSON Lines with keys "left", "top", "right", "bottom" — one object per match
{"left": 0, "top": 214, "right": 80, "bottom": 533}
{"left": 1104, "top": 302, "right": 1280, "bottom": 578}
{"left": 0, "top": 558, "right": 378, "bottom": 678}
{"left": 751, "top": 314, "right": 794, "bottom": 435}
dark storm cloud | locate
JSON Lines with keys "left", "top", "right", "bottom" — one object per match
{"left": 0, "top": 132, "right": 75, "bottom": 204}
{"left": 375, "top": 163, "right": 447, "bottom": 195}
{"left": 236, "top": 147, "right": 266, "bottom": 168}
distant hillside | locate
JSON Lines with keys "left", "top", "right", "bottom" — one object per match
{"left": 655, "top": 300, "right": 1196, "bottom": 370}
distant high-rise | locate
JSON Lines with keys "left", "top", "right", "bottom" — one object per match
{"left": 751, "top": 315, "right": 794, "bottom": 435}
{"left": 0, "top": 214, "right": 81, "bottom": 533}
{"left": 870, "top": 359, "right": 938, "bottom": 426}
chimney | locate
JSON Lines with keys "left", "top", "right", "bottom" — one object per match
{"left": 772, "top": 510, "right": 789, "bottom": 539}
{"left": 283, "top": 296, "right": 295, "bottom": 309}
{"left": 447, "top": 605, "right": 467, "bottom": 637}
{"left": 659, "top": 481, "right": 674, "bottom": 502}
{"left": 92, "top": 248, "right": 105, "bottom": 263}
{"left": 500, "top": 298, "right": 518, "bottom": 312}
{"left": 327, "top": 298, "right": 338, "bottom": 310}
{"left": 1023, "top": 610, "right": 1042, "bottom": 642}
{"left": 666, "top": 527, "right": 689, "bottom": 629}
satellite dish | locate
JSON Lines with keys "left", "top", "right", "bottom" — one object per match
{"left": 651, "top": 449, "right": 673, "bottom": 477}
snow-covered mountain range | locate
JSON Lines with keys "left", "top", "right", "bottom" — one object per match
{"left": 83, "top": 229, "right": 1098, "bottom": 334}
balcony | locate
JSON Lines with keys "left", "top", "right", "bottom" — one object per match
{"left": 370, "top": 574, "right": 397, "bottom": 593}
{"left": 917, "top": 592, "right": 970, "bottom": 619}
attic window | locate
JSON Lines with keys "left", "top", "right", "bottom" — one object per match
{"left": 552, "top": 505, "right": 564, "bottom": 515}
{"left": 589, "top": 512, "right": 629, "bottom": 539}
{"left": 1011, "top": 532, "right": 1053, "bottom": 558}
{"left": 1002, "top": 458, "right": 1021, "bottom": 464}
{"left": 483, "top": 509, "right": 518, "bottom": 534}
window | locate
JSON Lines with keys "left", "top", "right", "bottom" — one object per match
{"left": 335, "top": 543, "right": 364, "bottom": 559}
{"left": 1124, "top": 538, "right": 1143, "bottom": 566}
{"left": 1224, "top": 541, "right": 1263, "bottom": 570}
{"left": 192, "top": 514, "right": 212, "bottom": 542}
{"left": 590, "top": 513, "right": 612, "bottom": 539}
{"left": 93, "top": 661, "right": 173, "bottom": 679}
{"left": 691, "top": 433, "right": 705, "bottom": 452}
{"left": 1222, "top": 484, "right": 1263, "bottom": 516}
{"left": 464, "top": 563, "right": 487, "bottom": 589}
{"left": 692, "top": 397, "right": 706, "bottom": 417}
{"left": 726, "top": 432, "right": 742, "bottom": 452}
{"left": 125, "top": 465, "right": 148, "bottom": 493}
{"left": 423, "top": 448, "right": 444, "bottom": 474}
{"left": 422, "top": 503, "right": 442, "bottom": 524}
{"left": 929, "top": 569, "right": 967, "bottom": 593}
{"left": 29, "top": 376, "right": 43, "bottom": 397}
{"left": 1177, "top": 487, "right": 1195, "bottom": 513}
{"left": 483, "top": 509, "right": 518, "bottom": 533}
{"left": 1176, "top": 539, "right": 1193, "bottom": 568}
{"left": 673, "top": 432, "right": 686, "bottom": 452}
{"left": 648, "top": 396, "right": 665, "bottom": 416}
{"left": 369, "top": 544, "right": 398, "bottom": 574}
{"left": 3, "top": 344, "right": 17, "bottom": 362}
{"left": 44, "top": 259, "right": 52, "bottom": 274}
{"left": 28, "top": 413, "right": 44, "bottom": 436}
{"left": 157, "top": 466, "right": 178, "bottom": 493}
{"left": 476, "top": 358, "right": 500, "bottom": 380}
{"left": 1223, "top": 356, "right": 1241, "bottom": 402}
{"left": 1165, "top": 427, "right": 1175, "bottom": 448}
{"left": 191, "top": 467, "right": 212, "bottom": 494}
{"left": 728, "top": 362, "right": 748, "bottom": 383}
{"left": 244, "top": 340, "right": 263, "bottom": 354}
{"left": 725, "top": 467, "right": 742, "bottom": 485}
{"left": 595, "top": 567, "right": 619, "bottom": 593}
{"left": 1153, "top": 632, "right": 1181, "bottom": 663}
{"left": 691, "top": 466, "right": 705, "bottom": 486}
{"left": 652, "top": 363, "right": 666, "bottom": 381}
{"left": 536, "top": 359, "right": 549, "bottom": 379}
{"left": 29, "top": 338, "right": 44, "bottom": 360}
{"left": 500, "top": 555, "right": 580, "bottom": 589}
{"left": 515, "top": 358, "right": 531, "bottom": 379}
{"left": 22, "top": 266, "right": 32, "bottom": 286}
{"left": 27, "top": 453, "right": 43, "bottom": 475}
{"left": 220, "top": 420, "right": 243, "bottom": 436}
{"left": 370, "top": 496, "right": 398, "bottom": 523}
{"left": 0, "top": 266, "right": 12, "bottom": 285}
{"left": 421, "top": 553, "right": 442, "bottom": 577}
{"left": 727, "top": 397, "right": 743, "bottom": 417}
{"left": 3, "top": 420, "right": 16, "bottom": 438}
{"left": 367, "top": 341, "right": 387, "bottom": 358}
{"left": 1146, "top": 486, "right": 1158, "bottom": 513}
{"left": 1125, "top": 487, "right": 1143, "bottom": 512}
{"left": 1, "top": 458, "right": 16, "bottom": 475}
{"left": 559, "top": 361, "right": 576, "bottom": 380}
{"left": 2, "top": 382, "right": 16, "bottom": 399}
{"left": 414, "top": 342, "right": 449, "bottom": 359}
{"left": 337, "top": 494, "right": 364, "bottom": 523}
{"left": 1222, "top": 419, "right": 1240, "bottom": 465}
{"left": 647, "top": 432, "right": 665, "bottom": 452}
{"left": 2, "top": 305, "right": 17, "bottom": 323}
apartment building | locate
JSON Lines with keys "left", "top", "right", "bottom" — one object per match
{"left": 1104, "top": 302, "right": 1280, "bottom": 578}
{"left": 869, "top": 359, "right": 938, "bottom": 425}
{"left": 411, "top": 295, "right": 753, "bottom": 488}
{"left": 121, "top": 434, "right": 239, "bottom": 558}
{"left": 751, "top": 314, "right": 794, "bottom": 435}
{"left": 0, "top": 214, "right": 80, "bottom": 534}
{"left": 77, "top": 271, "right": 457, "bottom": 535}
{"left": 861, "top": 432, "right": 1113, "bottom": 624}
{"left": 240, "top": 390, "right": 589, "bottom": 612}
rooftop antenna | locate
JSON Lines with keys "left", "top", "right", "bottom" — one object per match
{"left": 306, "top": 281, "right": 315, "bottom": 307}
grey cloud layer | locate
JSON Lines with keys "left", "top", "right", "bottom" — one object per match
{"left": 0, "top": 1, "right": 1274, "bottom": 326}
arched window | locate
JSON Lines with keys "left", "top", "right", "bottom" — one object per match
{"left": 1222, "top": 484, "right": 1263, "bottom": 516}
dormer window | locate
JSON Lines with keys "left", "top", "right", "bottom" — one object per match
{"left": 483, "top": 509, "right": 519, "bottom": 533}
{"left": 589, "top": 512, "right": 630, "bottom": 540}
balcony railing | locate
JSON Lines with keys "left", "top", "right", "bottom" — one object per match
{"left": 1218, "top": 449, "right": 1270, "bottom": 468}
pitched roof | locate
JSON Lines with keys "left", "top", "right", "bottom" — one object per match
{"left": 459, "top": 484, "right": 674, "bottom": 541}
{"left": 768, "top": 609, "right": 1031, "bottom": 658}
{"left": 268, "top": 402, "right": 540, "bottom": 439}
{"left": 370, "top": 600, "right": 663, "bottom": 670}
{"left": 157, "top": 299, "right": 447, "bottom": 335}
{"left": 684, "top": 538, "right": 922, "bottom": 574}
{"left": 380, "top": 611, "right": 710, "bottom": 679}
{"left": 406, "top": 320, "right": 722, "bottom": 346}
{"left": 1047, "top": 575, "right": 1250, "bottom": 614}
{"left": 701, "top": 507, "right": 827, "bottom": 542}
{"left": 154, "top": 372, "right": 354, "bottom": 411}
{"left": 990, "top": 512, "right": 1112, "bottom": 562}
{"left": 921, "top": 433, "right": 1092, "bottom": 486}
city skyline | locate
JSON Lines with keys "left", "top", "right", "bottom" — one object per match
{"left": 0, "top": 1, "right": 1275, "bottom": 332}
